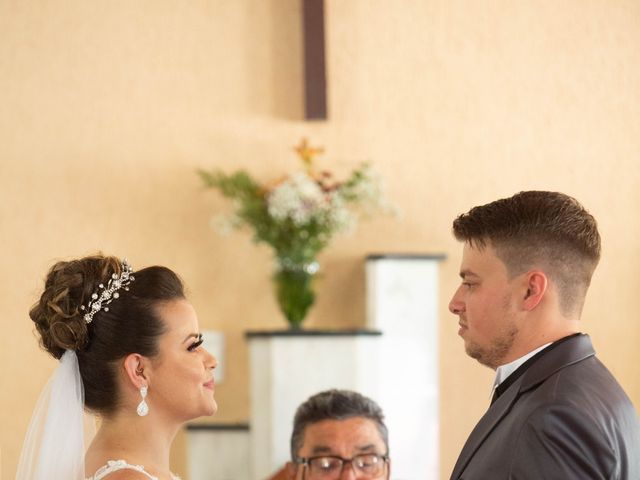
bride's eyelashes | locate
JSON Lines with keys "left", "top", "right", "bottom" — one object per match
{"left": 187, "top": 334, "right": 204, "bottom": 351}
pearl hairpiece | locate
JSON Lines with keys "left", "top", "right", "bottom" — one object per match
{"left": 81, "top": 259, "right": 135, "bottom": 324}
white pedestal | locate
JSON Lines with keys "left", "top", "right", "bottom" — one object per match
{"left": 247, "top": 331, "right": 382, "bottom": 480}
{"left": 366, "top": 254, "right": 445, "bottom": 480}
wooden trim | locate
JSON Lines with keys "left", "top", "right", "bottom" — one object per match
{"left": 246, "top": 328, "right": 382, "bottom": 338}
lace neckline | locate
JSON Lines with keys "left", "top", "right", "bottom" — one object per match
{"left": 89, "top": 459, "right": 181, "bottom": 480}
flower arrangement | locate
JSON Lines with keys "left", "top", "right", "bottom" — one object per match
{"left": 198, "top": 139, "right": 390, "bottom": 328}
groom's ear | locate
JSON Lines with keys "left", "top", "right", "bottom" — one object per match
{"left": 123, "top": 353, "right": 149, "bottom": 389}
{"left": 522, "top": 270, "right": 547, "bottom": 311}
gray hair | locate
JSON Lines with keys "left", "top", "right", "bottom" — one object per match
{"left": 290, "top": 389, "right": 389, "bottom": 460}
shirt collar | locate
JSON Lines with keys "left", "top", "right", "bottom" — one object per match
{"left": 490, "top": 342, "right": 553, "bottom": 397}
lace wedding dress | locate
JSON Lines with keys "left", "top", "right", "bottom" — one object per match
{"left": 88, "top": 460, "right": 181, "bottom": 480}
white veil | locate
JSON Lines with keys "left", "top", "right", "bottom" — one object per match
{"left": 16, "top": 350, "right": 96, "bottom": 480}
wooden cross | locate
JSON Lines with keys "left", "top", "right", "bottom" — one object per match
{"left": 302, "top": 0, "right": 327, "bottom": 120}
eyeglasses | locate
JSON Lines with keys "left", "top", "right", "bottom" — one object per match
{"left": 296, "top": 453, "right": 389, "bottom": 479}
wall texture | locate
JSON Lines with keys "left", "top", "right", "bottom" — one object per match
{"left": 1, "top": 1, "right": 639, "bottom": 478}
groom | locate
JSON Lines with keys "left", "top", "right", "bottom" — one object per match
{"left": 448, "top": 191, "right": 640, "bottom": 479}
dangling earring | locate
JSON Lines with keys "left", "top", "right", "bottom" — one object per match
{"left": 137, "top": 385, "right": 149, "bottom": 417}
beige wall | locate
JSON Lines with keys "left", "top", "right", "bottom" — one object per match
{"left": 1, "top": 1, "right": 639, "bottom": 478}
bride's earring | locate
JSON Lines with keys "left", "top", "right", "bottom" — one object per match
{"left": 137, "top": 385, "right": 149, "bottom": 417}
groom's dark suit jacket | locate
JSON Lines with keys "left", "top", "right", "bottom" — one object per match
{"left": 450, "top": 334, "right": 640, "bottom": 479}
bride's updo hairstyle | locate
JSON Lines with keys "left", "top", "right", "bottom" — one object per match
{"left": 30, "top": 254, "right": 185, "bottom": 415}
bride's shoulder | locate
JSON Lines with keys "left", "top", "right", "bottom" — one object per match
{"left": 87, "top": 459, "right": 158, "bottom": 480}
{"left": 91, "top": 471, "right": 152, "bottom": 480}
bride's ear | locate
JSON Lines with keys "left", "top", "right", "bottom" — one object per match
{"left": 123, "top": 354, "right": 149, "bottom": 389}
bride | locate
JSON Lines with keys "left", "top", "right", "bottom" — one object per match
{"left": 17, "top": 255, "right": 217, "bottom": 480}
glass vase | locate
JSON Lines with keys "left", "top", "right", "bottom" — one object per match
{"left": 273, "top": 258, "right": 319, "bottom": 329}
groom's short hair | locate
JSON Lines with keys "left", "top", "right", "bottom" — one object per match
{"left": 452, "top": 191, "right": 601, "bottom": 316}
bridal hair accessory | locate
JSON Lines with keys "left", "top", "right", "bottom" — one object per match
{"left": 81, "top": 259, "right": 135, "bottom": 324}
{"left": 16, "top": 350, "right": 95, "bottom": 480}
{"left": 137, "top": 385, "right": 149, "bottom": 417}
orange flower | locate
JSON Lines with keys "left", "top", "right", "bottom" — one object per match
{"left": 294, "top": 138, "right": 324, "bottom": 174}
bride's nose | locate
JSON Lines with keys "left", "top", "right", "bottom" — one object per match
{"left": 204, "top": 348, "right": 217, "bottom": 370}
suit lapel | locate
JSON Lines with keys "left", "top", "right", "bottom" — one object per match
{"left": 449, "top": 334, "right": 596, "bottom": 479}
{"left": 450, "top": 377, "right": 522, "bottom": 479}
{"left": 519, "top": 334, "right": 594, "bottom": 394}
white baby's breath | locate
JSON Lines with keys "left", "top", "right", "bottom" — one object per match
{"left": 199, "top": 148, "right": 392, "bottom": 266}
{"left": 268, "top": 172, "right": 329, "bottom": 226}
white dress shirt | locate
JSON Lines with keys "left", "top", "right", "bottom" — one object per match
{"left": 490, "top": 342, "right": 552, "bottom": 399}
